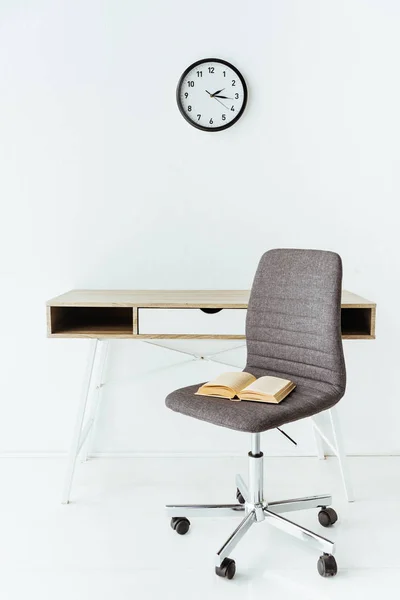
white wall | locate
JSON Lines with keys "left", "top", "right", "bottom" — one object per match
{"left": 0, "top": 0, "right": 399, "bottom": 457}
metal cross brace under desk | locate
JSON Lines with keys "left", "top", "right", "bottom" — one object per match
{"left": 46, "top": 289, "right": 376, "bottom": 504}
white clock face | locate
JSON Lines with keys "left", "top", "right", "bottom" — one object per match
{"left": 177, "top": 59, "right": 247, "bottom": 131}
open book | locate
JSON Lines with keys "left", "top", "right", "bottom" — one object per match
{"left": 195, "top": 372, "right": 296, "bottom": 404}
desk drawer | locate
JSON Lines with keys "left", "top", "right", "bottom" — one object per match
{"left": 138, "top": 308, "right": 246, "bottom": 336}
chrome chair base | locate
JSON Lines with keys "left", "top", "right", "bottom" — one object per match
{"left": 166, "top": 434, "right": 338, "bottom": 578}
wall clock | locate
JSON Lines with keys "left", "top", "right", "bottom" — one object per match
{"left": 176, "top": 58, "right": 248, "bottom": 132}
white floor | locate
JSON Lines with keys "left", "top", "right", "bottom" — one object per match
{"left": 0, "top": 455, "right": 399, "bottom": 599}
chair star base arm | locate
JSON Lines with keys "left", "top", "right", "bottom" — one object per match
{"left": 235, "top": 473, "right": 249, "bottom": 503}
{"left": 264, "top": 509, "right": 335, "bottom": 555}
{"left": 216, "top": 510, "right": 256, "bottom": 567}
{"left": 268, "top": 493, "right": 333, "bottom": 514}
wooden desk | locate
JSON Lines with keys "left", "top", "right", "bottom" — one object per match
{"left": 47, "top": 289, "right": 376, "bottom": 340}
{"left": 47, "top": 289, "right": 376, "bottom": 504}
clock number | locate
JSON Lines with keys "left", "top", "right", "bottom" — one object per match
{"left": 222, "top": 114, "right": 226, "bottom": 121}
{"left": 235, "top": 93, "right": 239, "bottom": 99}
{"left": 208, "top": 66, "right": 214, "bottom": 73}
{"left": 197, "top": 114, "right": 201, "bottom": 121}
{"left": 188, "top": 105, "right": 192, "bottom": 112}
{"left": 209, "top": 118, "right": 213, "bottom": 124}
{"left": 196, "top": 71, "right": 202, "bottom": 77}
{"left": 187, "top": 81, "right": 194, "bottom": 87}
{"left": 184, "top": 92, "right": 188, "bottom": 98}
{"left": 223, "top": 70, "right": 226, "bottom": 77}
{"left": 232, "top": 80, "right": 236, "bottom": 86}
{"left": 230, "top": 105, "right": 235, "bottom": 111}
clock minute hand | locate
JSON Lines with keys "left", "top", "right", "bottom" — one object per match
{"left": 214, "top": 95, "right": 232, "bottom": 100}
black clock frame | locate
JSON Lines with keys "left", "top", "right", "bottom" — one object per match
{"left": 176, "top": 58, "right": 248, "bottom": 132}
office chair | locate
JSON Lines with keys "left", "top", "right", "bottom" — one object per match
{"left": 165, "top": 249, "right": 346, "bottom": 580}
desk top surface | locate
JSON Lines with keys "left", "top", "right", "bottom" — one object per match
{"left": 47, "top": 289, "right": 375, "bottom": 309}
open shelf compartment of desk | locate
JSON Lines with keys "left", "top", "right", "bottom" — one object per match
{"left": 48, "top": 306, "right": 136, "bottom": 336}
{"left": 341, "top": 306, "right": 376, "bottom": 339}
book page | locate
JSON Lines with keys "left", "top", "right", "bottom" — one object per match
{"left": 242, "top": 375, "right": 292, "bottom": 396}
{"left": 202, "top": 372, "right": 256, "bottom": 393}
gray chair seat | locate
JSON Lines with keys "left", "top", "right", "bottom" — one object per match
{"left": 166, "top": 380, "right": 341, "bottom": 433}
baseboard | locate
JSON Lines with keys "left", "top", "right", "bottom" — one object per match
{"left": 0, "top": 451, "right": 398, "bottom": 459}
{"left": 0, "top": 451, "right": 315, "bottom": 458}
{"left": 0, "top": 452, "right": 66, "bottom": 458}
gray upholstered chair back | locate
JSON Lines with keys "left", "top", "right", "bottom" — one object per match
{"left": 245, "top": 249, "right": 346, "bottom": 397}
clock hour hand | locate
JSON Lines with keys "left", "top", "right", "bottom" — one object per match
{"left": 210, "top": 88, "right": 225, "bottom": 97}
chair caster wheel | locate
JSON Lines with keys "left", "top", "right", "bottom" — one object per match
{"left": 236, "top": 488, "right": 245, "bottom": 504}
{"left": 170, "top": 517, "right": 190, "bottom": 535}
{"left": 318, "top": 507, "right": 338, "bottom": 527}
{"left": 215, "top": 557, "right": 236, "bottom": 579}
{"left": 317, "top": 553, "right": 337, "bottom": 577}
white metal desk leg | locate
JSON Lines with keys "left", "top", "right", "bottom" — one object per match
{"left": 61, "top": 339, "right": 99, "bottom": 504}
{"left": 312, "top": 416, "right": 326, "bottom": 460}
{"left": 82, "top": 341, "right": 109, "bottom": 462}
{"left": 329, "top": 407, "right": 355, "bottom": 503}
